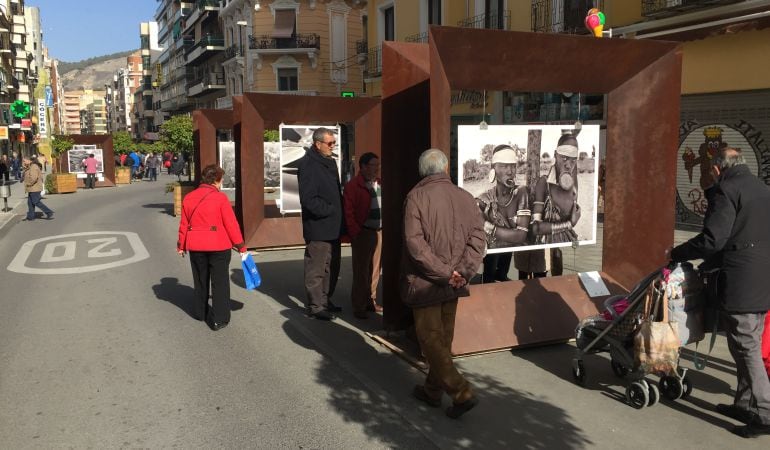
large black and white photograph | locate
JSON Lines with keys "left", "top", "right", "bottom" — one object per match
{"left": 264, "top": 142, "right": 280, "bottom": 189}
{"left": 67, "top": 145, "right": 104, "bottom": 174}
{"left": 279, "top": 124, "right": 341, "bottom": 214}
{"left": 458, "top": 124, "right": 599, "bottom": 254}
{"left": 219, "top": 141, "right": 236, "bottom": 190}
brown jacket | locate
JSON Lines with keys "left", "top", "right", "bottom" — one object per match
{"left": 400, "top": 173, "right": 486, "bottom": 308}
{"left": 24, "top": 162, "right": 44, "bottom": 193}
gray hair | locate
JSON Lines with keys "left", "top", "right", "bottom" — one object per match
{"left": 418, "top": 149, "right": 448, "bottom": 178}
{"left": 715, "top": 147, "right": 745, "bottom": 170}
{"left": 312, "top": 127, "right": 334, "bottom": 144}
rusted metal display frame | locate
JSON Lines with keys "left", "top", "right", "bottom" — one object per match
{"left": 230, "top": 93, "right": 381, "bottom": 249}
{"left": 381, "top": 27, "right": 683, "bottom": 354}
{"left": 58, "top": 135, "right": 116, "bottom": 188}
{"left": 192, "top": 109, "right": 233, "bottom": 182}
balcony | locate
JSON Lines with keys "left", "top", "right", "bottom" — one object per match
{"left": 405, "top": 31, "right": 429, "bottom": 43}
{"left": 216, "top": 96, "right": 233, "bottom": 110}
{"left": 531, "top": 0, "right": 603, "bottom": 34}
{"left": 256, "top": 90, "right": 319, "bottom": 96}
{"left": 355, "top": 39, "right": 368, "bottom": 64}
{"left": 249, "top": 33, "right": 320, "bottom": 51}
{"left": 184, "top": 0, "right": 221, "bottom": 33}
{"left": 187, "top": 72, "right": 225, "bottom": 97}
{"left": 186, "top": 35, "right": 225, "bottom": 65}
{"left": 364, "top": 45, "right": 381, "bottom": 79}
{"left": 458, "top": 10, "right": 511, "bottom": 30}
{"left": 641, "top": 0, "right": 742, "bottom": 18}
{"left": 224, "top": 44, "right": 244, "bottom": 62}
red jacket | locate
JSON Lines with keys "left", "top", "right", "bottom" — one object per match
{"left": 343, "top": 174, "right": 380, "bottom": 240}
{"left": 177, "top": 184, "right": 245, "bottom": 252}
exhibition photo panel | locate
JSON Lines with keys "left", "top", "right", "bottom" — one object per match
{"left": 279, "top": 124, "right": 341, "bottom": 214}
{"left": 458, "top": 124, "right": 599, "bottom": 254}
{"left": 67, "top": 145, "right": 105, "bottom": 176}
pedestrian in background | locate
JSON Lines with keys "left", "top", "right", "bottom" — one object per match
{"left": 81, "top": 153, "right": 98, "bottom": 189}
{"left": 171, "top": 155, "right": 185, "bottom": 181}
{"left": 11, "top": 152, "right": 21, "bottom": 180}
{"left": 0, "top": 154, "right": 8, "bottom": 184}
{"left": 343, "top": 152, "right": 383, "bottom": 319}
{"left": 23, "top": 155, "right": 53, "bottom": 221}
{"left": 177, "top": 164, "right": 246, "bottom": 331}
{"left": 128, "top": 150, "right": 141, "bottom": 182}
{"left": 298, "top": 127, "right": 344, "bottom": 321}
{"left": 145, "top": 152, "right": 159, "bottom": 182}
{"left": 401, "top": 149, "right": 485, "bottom": 419}
{"left": 670, "top": 147, "right": 770, "bottom": 438}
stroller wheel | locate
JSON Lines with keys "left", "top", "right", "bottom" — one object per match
{"left": 572, "top": 359, "right": 586, "bottom": 385}
{"left": 647, "top": 383, "right": 660, "bottom": 407}
{"left": 611, "top": 360, "right": 629, "bottom": 378}
{"left": 659, "top": 375, "right": 684, "bottom": 400}
{"left": 681, "top": 376, "right": 693, "bottom": 399}
{"left": 626, "top": 381, "right": 649, "bottom": 409}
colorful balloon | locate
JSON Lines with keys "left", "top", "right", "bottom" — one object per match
{"left": 585, "top": 8, "right": 606, "bottom": 38}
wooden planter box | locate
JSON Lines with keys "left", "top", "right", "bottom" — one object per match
{"left": 115, "top": 167, "right": 131, "bottom": 184}
{"left": 174, "top": 184, "right": 196, "bottom": 217}
{"left": 52, "top": 173, "right": 77, "bottom": 194}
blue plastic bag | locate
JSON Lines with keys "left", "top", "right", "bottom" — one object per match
{"left": 241, "top": 252, "right": 261, "bottom": 290}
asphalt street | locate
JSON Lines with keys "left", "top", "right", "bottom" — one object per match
{"left": 0, "top": 176, "right": 767, "bottom": 448}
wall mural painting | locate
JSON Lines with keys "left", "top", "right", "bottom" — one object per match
{"left": 279, "top": 124, "right": 341, "bottom": 214}
{"left": 458, "top": 124, "right": 600, "bottom": 254}
{"left": 676, "top": 120, "right": 770, "bottom": 227}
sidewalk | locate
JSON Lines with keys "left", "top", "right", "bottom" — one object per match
{"left": 0, "top": 179, "right": 27, "bottom": 236}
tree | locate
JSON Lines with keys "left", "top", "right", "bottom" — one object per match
{"left": 112, "top": 131, "right": 133, "bottom": 154}
{"left": 160, "top": 115, "right": 193, "bottom": 180}
{"left": 50, "top": 135, "right": 75, "bottom": 173}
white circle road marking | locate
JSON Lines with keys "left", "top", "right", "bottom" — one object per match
{"left": 7, "top": 232, "right": 150, "bottom": 275}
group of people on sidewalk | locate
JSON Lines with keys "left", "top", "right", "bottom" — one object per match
{"left": 116, "top": 151, "right": 184, "bottom": 182}
{"left": 175, "top": 133, "right": 770, "bottom": 431}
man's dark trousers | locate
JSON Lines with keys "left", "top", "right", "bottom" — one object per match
{"left": 85, "top": 173, "right": 96, "bottom": 189}
{"left": 26, "top": 191, "right": 52, "bottom": 220}
{"left": 305, "top": 239, "right": 341, "bottom": 314}
{"left": 189, "top": 250, "right": 232, "bottom": 324}
{"left": 722, "top": 311, "right": 770, "bottom": 425}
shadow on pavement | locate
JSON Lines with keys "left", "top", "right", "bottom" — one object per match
{"left": 255, "top": 257, "right": 592, "bottom": 448}
{"left": 141, "top": 203, "right": 174, "bottom": 216}
{"left": 152, "top": 277, "right": 244, "bottom": 320}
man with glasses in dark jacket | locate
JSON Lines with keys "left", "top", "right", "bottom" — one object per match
{"left": 298, "top": 127, "right": 344, "bottom": 321}
{"left": 671, "top": 147, "right": 770, "bottom": 438}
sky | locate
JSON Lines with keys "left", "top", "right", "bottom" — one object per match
{"left": 29, "top": 0, "right": 158, "bottom": 62}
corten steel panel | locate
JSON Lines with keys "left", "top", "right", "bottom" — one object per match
{"left": 451, "top": 274, "right": 628, "bottom": 355}
{"left": 381, "top": 42, "right": 431, "bottom": 330}
{"left": 604, "top": 49, "right": 683, "bottom": 288}
{"left": 235, "top": 93, "right": 381, "bottom": 249}
{"left": 61, "top": 135, "right": 116, "bottom": 188}
{"left": 193, "top": 109, "right": 233, "bottom": 181}
{"left": 428, "top": 26, "right": 680, "bottom": 94}
{"left": 382, "top": 27, "right": 682, "bottom": 351}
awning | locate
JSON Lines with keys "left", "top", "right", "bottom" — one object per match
{"left": 272, "top": 9, "right": 296, "bottom": 38}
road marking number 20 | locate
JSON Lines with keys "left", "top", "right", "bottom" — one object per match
{"left": 7, "top": 232, "right": 150, "bottom": 275}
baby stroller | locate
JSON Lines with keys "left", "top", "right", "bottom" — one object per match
{"left": 572, "top": 263, "right": 704, "bottom": 408}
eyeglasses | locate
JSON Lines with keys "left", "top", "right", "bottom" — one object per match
{"left": 322, "top": 140, "right": 337, "bottom": 146}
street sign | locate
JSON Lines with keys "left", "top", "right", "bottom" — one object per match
{"left": 45, "top": 85, "right": 54, "bottom": 107}
{"left": 0, "top": 126, "right": 8, "bottom": 140}
{"left": 341, "top": 91, "right": 355, "bottom": 98}
{"left": 37, "top": 99, "right": 47, "bottom": 138}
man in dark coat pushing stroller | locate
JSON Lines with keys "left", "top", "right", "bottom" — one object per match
{"left": 670, "top": 147, "right": 770, "bottom": 438}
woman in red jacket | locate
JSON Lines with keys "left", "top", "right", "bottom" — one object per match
{"left": 177, "top": 165, "right": 246, "bottom": 330}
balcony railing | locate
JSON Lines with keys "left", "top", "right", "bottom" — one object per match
{"left": 355, "top": 39, "right": 368, "bottom": 55}
{"left": 196, "top": 0, "right": 220, "bottom": 9}
{"left": 531, "top": 0, "right": 603, "bottom": 34}
{"left": 405, "top": 31, "right": 428, "bottom": 43}
{"left": 187, "top": 35, "right": 225, "bottom": 54}
{"left": 458, "top": 10, "right": 511, "bottom": 30}
{"left": 224, "top": 44, "right": 244, "bottom": 60}
{"left": 641, "top": 0, "right": 741, "bottom": 18}
{"left": 249, "top": 33, "right": 320, "bottom": 50}
{"left": 365, "top": 45, "right": 382, "bottom": 79}
{"left": 188, "top": 72, "right": 225, "bottom": 88}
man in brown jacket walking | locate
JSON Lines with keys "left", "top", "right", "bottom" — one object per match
{"left": 23, "top": 156, "right": 54, "bottom": 221}
{"left": 401, "top": 149, "right": 486, "bottom": 418}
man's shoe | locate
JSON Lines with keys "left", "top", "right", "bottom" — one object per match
{"left": 412, "top": 385, "right": 441, "bottom": 408}
{"left": 310, "top": 310, "right": 336, "bottom": 321}
{"left": 446, "top": 397, "right": 479, "bottom": 419}
{"left": 326, "top": 301, "right": 342, "bottom": 312}
{"left": 45, "top": 212, "right": 54, "bottom": 220}
{"left": 210, "top": 321, "right": 229, "bottom": 331}
{"left": 732, "top": 420, "right": 770, "bottom": 438}
{"left": 716, "top": 403, "right": 754, "bottom": 424}
{"left": 354, "top": 311, "right": 368, "bottom": 320}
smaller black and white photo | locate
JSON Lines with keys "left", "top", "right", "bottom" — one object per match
{"left": 219, "top": 141, "right": 236, "bottom": 190}
{"left": 279, "top": 124, "right": 341, "bottom": 214}
{"left": 67, "top": 146, "right": 104, "bottom": 174}
{"left": 264, "top": 142, "right": 280, "bottom": 188}
{"left": 458, "top": 124, "right": 599, "bottom": 254}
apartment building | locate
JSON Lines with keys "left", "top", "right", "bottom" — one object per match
{"left": 62, "top": 90, "right": 106, "bottom": 135}
{"left": 106, "top": 52, "right": 143, "bottom": 133}
{"left": 184, "top": 0, "right": 226, "bottom": 109}
{"left": 133, "top": 21, "right": 162, "bottom": 141}
{"left": 0, "top": 5, "right": 14, "bottom": 140}
{"left": 155, "top": 0, "right": 194, "bottom": 119}
{"left": 84, "top": 97, "right": 108, "bottom": 135}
